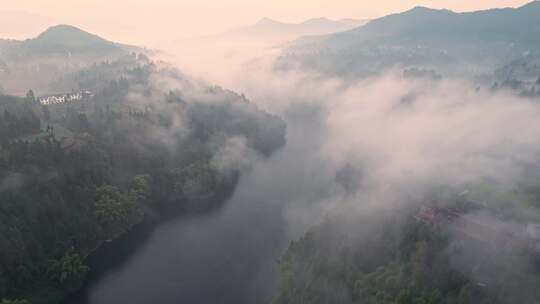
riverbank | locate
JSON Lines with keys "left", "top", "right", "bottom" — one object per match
{"left": 59, "top": 173, "right": 241, "bottom": 304}
{"left": 62, "top": 216, "right": 157, "bottom": 304}
{"left": 23, "top": 210, "right": 147, "bottom": 304}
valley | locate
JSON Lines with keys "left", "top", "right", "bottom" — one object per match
{"left": 2, "top": 2, "right": 540, "bottom": 304}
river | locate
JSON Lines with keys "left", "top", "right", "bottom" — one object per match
{"left": 66, "top": 110, "right": 336, "bottom": 304}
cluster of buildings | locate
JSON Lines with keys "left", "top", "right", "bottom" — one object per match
{"left": 38, "top": 90, "right": 94, "bottom": 106}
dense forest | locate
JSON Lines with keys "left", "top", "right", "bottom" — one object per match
{"left": 0, "top": 53, "right": 286, "bottom": 304}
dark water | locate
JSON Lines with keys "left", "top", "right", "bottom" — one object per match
{"left": 67, "top": 114, "right": 334, "bottom": 304}
{"left": 67, "top": 179, "right": 287, "bottom": 304}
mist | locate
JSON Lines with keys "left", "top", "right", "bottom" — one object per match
{"left": 3, "top": 3, "right": 540, "bottom": 304}
{"left": 130, "top": 35, "right": 540, "bottom": 302}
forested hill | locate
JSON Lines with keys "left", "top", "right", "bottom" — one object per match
{"left": 0, "top": 25, "right": 142, "bottom": 95}
{"left": 273, "top": 184, "right": 540, "bottom": 304}
{"left": 0, "top": 53, "right": 286, "bottom": 304}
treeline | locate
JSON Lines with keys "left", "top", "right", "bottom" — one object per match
{"left": 0, "top": 96, "right": 40, "bottom": 144}
{"left": 0, "top": 54, "right": 286, "bottom": 303}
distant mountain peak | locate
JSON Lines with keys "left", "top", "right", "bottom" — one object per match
{"left": 302, "top": 17, "right": 333, "bottom": 25}
{"left": 405, "top": 6, "right": 453, "bottom": 15}
{"left": 19, "top": 24, "right": 122, "bottom": 55}
{"left": 42, "top": 24, "right": 83, "bottom": 32}
{"left": 409, "top": 6, "right": 434, "bottom": 11}
{"left": 256, "top": 18, "right": 280, "bottom": 26}
{"left": 35, "top": 24, "right": 104, "bottom": 41}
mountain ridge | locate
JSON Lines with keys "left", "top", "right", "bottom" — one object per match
{"left": 191, "top": 17, "right": 368, "bottom": 46}
{"left": 278, "top": 1, "right": 540, "bottom": 77}
{"left": 332, "top": 0, "right": 540, "bottom": 42}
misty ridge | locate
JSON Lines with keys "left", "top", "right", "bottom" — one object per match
{"left": 2, "top": 1, "right": 540, "bottom": 304}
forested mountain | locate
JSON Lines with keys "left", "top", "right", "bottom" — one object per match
{"left": 276, "top": 1, "right": 540, "bottom": 78}
{"left": 16, "top": 25, "right": 122, "bottom": 56}
{"left": 0, "top": 25, "right": 129, "bottom": 60}
{"left": 0, "top": 38, "right": 286, "bottom": 303}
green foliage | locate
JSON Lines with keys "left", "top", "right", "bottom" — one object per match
{"left": 47, "top": 248, "right": 89, "bottom": 284}
{"left": 130, "top": 174, "right": 151, "bottom": 201}
{"left": 0, "top": 96, "right": 41, "bottom": 143}
{"left": 94, "top": 185, "right": 135, "bottom": 223}
{"left": 175, "top": 162, "right": 217, "bottom": 200}
{"left": 24, "top": 90, "right": 36, "bottom": 103}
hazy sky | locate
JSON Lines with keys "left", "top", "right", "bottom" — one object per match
{"left": 1, "top": 0, "right": 531, "bottom": 45}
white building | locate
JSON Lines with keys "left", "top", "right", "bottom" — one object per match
{"left": 38, "top": 91, "right": 94, "bottom": 106}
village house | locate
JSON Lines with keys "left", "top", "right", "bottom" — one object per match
{"left": 38, "top": 90, "right": 94, "bottom": 105}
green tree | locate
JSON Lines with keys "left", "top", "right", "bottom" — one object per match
{"left": 25, "top": 90, "right": 36, "bottom": 103}
{"left": 410, "top": 241, "right": 429, "bottom": 283}
{"left": 47, "top": 247, "right": 89, "bottom": 284}
{"left": 94, "top": 185, "right": 135, "bottom": 223}
{"left": 396, "top": 289, "right": 411, "bottom": 304}
{"left": 130, "top": 174, "right": 151, "bottom": 201}
{"left": 41, "top": 105, "right": 51, "bottom": 122}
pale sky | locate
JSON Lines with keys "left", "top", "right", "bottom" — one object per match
{"left": 0, "top": 0, "right": 532, "bottom": 46}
